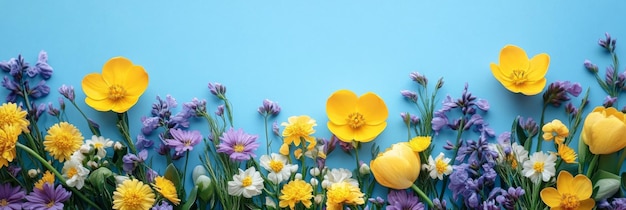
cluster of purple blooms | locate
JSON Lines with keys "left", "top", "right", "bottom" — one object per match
{"left": 0, "top": 183, "right": 71, "bottom": 210}
{"left": 598, "top": 198, "right": 626, "bottom": 210}
{"left": 432, "top": 83, "right": 491, "bottom": 136}
{"left": 542, "top": 81, "right": 583, "bottom": 108}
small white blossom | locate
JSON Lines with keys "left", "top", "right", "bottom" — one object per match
{"left": 265, "top": 197, "right": 277, "bottom": 208}
{"left": 359, "top": 163, "right": 370, "bottom": 175}
{"left": 260, "top": 153, "right": 297, "bottom": 184}
{"left": 522, "top": 151, "right": 556, "bottom": 183}
{"left": 227, "top": 167, "right": 264, "bottom": 198}
{"left": 113, "top": 142, "right": 123, "bottom": 150}
{"left": 322, "top": 168, "right": 358, "bottom": 189}
{"left": 422, "top": 152, "right": 452, "bottom": 180}
{"left": 310, "top": 178, "right": 319, "bottom": 186}
{"left": 85, "top": 135, "right": 114, "bottom": 158}
{"left": 309, "top": 167, "right": 320, "bottom": 176}
{"left": 62, "top": 159, "right": 90, "bottom": 189}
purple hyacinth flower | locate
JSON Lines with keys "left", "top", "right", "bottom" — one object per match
{"left": 35, "top": 50, "right": 53, "bottom": 79}
{"left": 386, "top": 190, "right": 424, "bottom": 210}
{"left": 30, "top": 80, "right": 50, "bottom": 98}
{"left": 136, "top": 134, "right": 154, "bottom": 151}
{"left": 122, "top": 149, "right": 148, "bottom": 173}
{"left": 258, "top": 99, "right": 281, "bottom": 116}
{"left": 165, "top": 129, "right": 202, "bottom": 156}
{"left": 182, "top": 98, "right": 207, "bottom": 117}
{"left": 23, "top": 183, "right": 71, "bottom": 210}
{"left": 475, "top": 99, "right": 489, "bottom": 111}
{"left": 409, "top": 72, "right": 428, "bottom": 86}
{"left": 141, "top": 116, "right": 160, "bottom": 135}
{"left": 0, "top": 183, "right": 25, "bottom": 210}
{"left": 58, "top": 85, "right": 75, "bottom": 102}
{"left": 432, "top": 198, "right": 447, "bottom": 210}
{"left": 152, "top": 201, "right": 173, "bottom": 210}
{"left": 216, "top": 128, "right": 259, "bottom": 161}
{"left": 272, "top": 121, "right": 280, "bottom": 136}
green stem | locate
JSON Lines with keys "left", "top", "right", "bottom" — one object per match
{"left": 617, "top": 149, "right": 626, "bottom": 171}
{"left": 586, "top": 154, "right": 599, "bottom": 178}
{"left": 264, "top": 116, "right": 271, "bottom": 155}
{"left": 353, "top": 141, "right": 362, "bottom": 185}
{"left": 16, "top": 143, "right": 102, "bottom": 210}
{"left": 411, "top": 184, "right": 433, "bottom": 208}
{"left": 70, "top": 101, "right": 100, "bottom": 136}
{"left": 117, "top": 113, "right": 137, "bottom": 154}
{"left": 536, "top": 104, "right": 548, "bottom": 152}
{"left": 182, "top": 152, "right": 190, "bottom": 190}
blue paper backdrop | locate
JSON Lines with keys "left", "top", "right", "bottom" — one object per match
{"left": 2, "top": 0, "right": 626, "bottom": 199}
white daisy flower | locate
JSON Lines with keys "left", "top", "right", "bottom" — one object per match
{"left": 227, "top": 167, "right": 264, "bottom": 198}
{"left": 422, "top": 152, "right": 453, "bottom": 180}
{"left": 62, "top": 159, "right": 90, "bottom": 189}
{"left": 321, "top": 168, "right": 358, "bottom": 189}
{"left": 85, "top": 135, "right": 114, "bottom": 158}
{"left": 522, "top": 151, "right": 556, "bottom": 183}
{"left": 259, "top": 153, "right": 297, "bottom": 184}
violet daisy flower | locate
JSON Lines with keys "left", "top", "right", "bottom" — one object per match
{"left": 23, "top": 183, "right": 71, "bottom": 210}
{"left": 165, "top": 129, "right": 202, "bottom": 156}
{"left": 386, "top": 190, "right": 424, "bottom": 210}
{"left": 0, "top": 183, "right": 25, "bottom": 210}
{"left": 216, "top": 128, "right": 259, "bottom": 161}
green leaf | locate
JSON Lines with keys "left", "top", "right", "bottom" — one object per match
{"left": 181, "top": 186, "right": 198, "bottom": 210}
{"left": 512, "top": 117, "right": 527, "bottom": 148}
{"left": 621, "top": 172, "right": 626, "bottom": 191}
{"left": 598, "top": 153, "right": 619, "bottom": 174}
{"left": 165, "top": 163, "right": 181, "bottom": 188}
{"left": 578, "top": 138, "right": 590, "bottom": 164}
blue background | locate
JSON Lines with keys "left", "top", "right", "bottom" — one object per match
{"left": 2, "top": 0, "right": 626, "bottom": 199}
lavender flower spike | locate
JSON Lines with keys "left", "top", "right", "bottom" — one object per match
{"left": 258, "top": 99, "right": 281, "bottom": 116}
{"left": 36, "top": 50, "right": 53, "bottom": 79}
{"left": 23, "top": 183, "right": 72, "bottom": 210}
{"left": 409, "top": 72, "right": 428, "bottom": 86}
{"left": 208, "top": 82, "right": 226, "bottom": 97}
{"left": 215, "top": 105, "right": 225, "bottom": 117}
{"left": 58, "top": 85, "right": 75, "bottom": 102}
{"left": 165, "top": 128, "right": 202, "bottom": 155}
{"left": 216, "top": 128, "right": 260, "bottom": 161}
{"left": 583, "top": 59, "right": 599, "bottom": 73}
{"left": 401, "top": 90, "right": 418, "bottom": 103}
{"left": 0, "top": 183, "right": 25, "bottom": 210}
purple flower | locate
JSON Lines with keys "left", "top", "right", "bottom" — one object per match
{"left": 123, "top": 150, "right": 148, "bottom": 173}
{"left": 0, "top": 183, "right": 25, "bottom": 210}
{"left": 23, "top": 183, "right": 71, "bottom": 210}
{"left": 258, "top": 99, "right": 281, "bottom": 116}
{"left": 208, "top": 82, "right": 226, "bottom": 97}
{"left": 29, "top": 80, "right": 50, "bottom": 98}
{"left": 400, "top": 90, "right": 418, "bottom": 103}
{"left": 165, "top": 129, "right": 202, "bottom": 156}
{"left": 543, "top": 81, "right": 582, "bottom": 107}
{"left": 338, "top": 140, "right": 354, "bottom": 153}
{"left": 495, "top": 187, "right": 525, "bottom": 210}
{"left": 599, "top": 32, "right": 617, "bottom": 52}
{"left": 136, "top": 134, "right": 154, "bottom": 151}
{"left": 409, "top": 72, "right": 428, "bottom": 86}
{"left": 7, "top": 165, "right": 21, "bottom": 178}
{"left": 431, "top": 111, "right": 449, "bottom": 133}
{"left": 386, "top": 190, "right": 424, "bottom": 210}
{"left": 475, "top": 99, "right": 489, "bottom": 111}
{"left": 182, "top": 98, "right": 207, "bottom": 117}
{"left": 58, "top": 85, "right": 74, "bottom": 102}
{"left": 152, "top": 201, "right": 173, "bottom": 210}
{"left": 518, "top": 116, "right": 538, "bottom": 137}
{"left": 604, "top": 95, "right": 618, "bottom": 107}
{"left": 497, "top": 132, "right": 512, "bottom": 154}
{"left": 146, "top": 168, "right": 159, "bottom": 183}
{"left": 216, "top": 128, "right": 259, "bottom": 161}
{"left": 215, "top": 105, "right": 224, "bottom": 117}
{"left": 141, "top": 116, "right": 160, "bottom": 135}
{"left": 584, "top": 59, "right": 599, "bottom": 73}
{"left": 47, "top": 102, "right": 60, "bottom": 117}
{"left": 565, "top": 102, "right": 579, "bottom": 116}
{"left": 35, "top": 51, "right": 53, "bottom": 79}
{"left": 272, "top": 121, "right": 280, "bottom": 136}
{"left": 432, "top": 198, "right": 447, "bottom": 210}
{"left": 368, "top": 196, "right": 385, "bottom": 205}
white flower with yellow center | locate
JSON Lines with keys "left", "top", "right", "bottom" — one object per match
{"left": 260, "top": 153, "right": 297, "bottom": 184}
{"left": 227, "top": 167, "right": 263, "bottom": 198}
{"left": 321, "top": 168, "right": 358, "bottom": 189}
{"left": 422, "top": 152, "right": 453, "bottom": 180}
{"left": 62, "top": 159, "right": 90, "bottom": 189}
{"left": 85, "top": 135, "right": 114, "bottom": 158}
{"left": 522, "top": 151, "right": 556, "bottom": 183}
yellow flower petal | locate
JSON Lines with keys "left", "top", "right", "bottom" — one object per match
{"left": 527, "top": 53, "right": 550, "bottom": 81}
{"left": 540, "top": 187, "right": 561, "bottom": 207}
{"left": 85, "top": 97, "right": 116, "bottom": 112}
{"left": 356, "top": 92, "right": 388, "bottom": 125}
{"left": 588, "top": 116, "right": 626, "bottom": 154}
{"left": 490, "top": 63, "right": 510, "bottom": 83}
{"left": 102, "top": 57, "right": 133, "bottom": 85}
{"left": 518, "top": 78, "right": 546, "bottom": 95}
{"left": 111, "top": 96, "right": 141, "bottom": 113}
{"left": 81, "top": 73, "right": 110, "bottom": 100}
{"left": 353, "top": 123, "right": 387, "bottom": 143}
{"left": 572, "top": 174, "right": 593, "bottom": 199}
{"left": 499, "top": 45, "right": 529, "bottom": 73}
{"left": 556, "top": 171, "right": 574, "bottom": 195}
{"left": 326, "top": 90, "right": 358, "bottom": 125}
{"left": 328, "top": 121, "right": 355, "bottom": 142}
{"left": 578, "top": 198, "right": 595, "bottom": 210}
{"left": 124, "top": 65, "right": 149, "bottom": 97}
{"left": 370, "top": 143, "right": 420, "bottom": 189}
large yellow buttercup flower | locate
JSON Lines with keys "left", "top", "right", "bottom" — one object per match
{"left": 113, "top": 179, "right": 156, "bottom": 210}
{"left": 152, "top": 176, "right": 180, "bottom": 205}
{"left": 490, "top": 45, "right": 550, "bottom": 95}
{"left": 370, "top": 142, "right": 420, "bottom": 189}
{"left": 580, "top": 106, "right": 626, "bottom": 154}
{"left": 540, "top": 171, "right": 594, "bottom": 210}
{"left": 0, "top": 125, "right": 21, "bottom": 168}
{"left": 82, "top": 57, "right": 149, "bottom": 113}
{"left": 0, "top": 103, "right": 29, "bottom": 133}
{"left": 326, "top": 90, "right": 388, "bottom": 142}
{"left": 44, "top": 122, "right": 84, "bottom": 162}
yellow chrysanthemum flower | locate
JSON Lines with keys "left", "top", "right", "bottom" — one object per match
{"left": 44, "top": 122, "right": 84, "bottom": 162}
{"left": 0, "top": 102, "right": 29, "bottom": 133}
{"left": 152, "top": 176, "right": 180, "bottom": 205}
{"left": 541, "top": 171, "right": 594, "bottom": 210}
{"left": 281, "top": 115, "right": 317, "bottom": 151}
{"left": 557, "top": 143, "right": 577, "bottom": 164}
{"left": 113, "top": 179, "right": 156, "bottom": 210}
{"left": 408, "top": 136, "right": 431, "bottom": 152}
{"left": 279, "top": 179, "right": 313, "bottom": 209}
{"left": 34, "top": 170, "right": 55, "bottom": 190}
{"left": 82, "top": 57, "right": 149, "bottom": 113}
{"left": 326, "top": 90, "right": 388, "bottom": 142}
{"left": 0, "top": 125, "right": 21, "bottom": 168}
{"left": 542, "top": 119, "right": 569, "bottom": 145}
{"left": 490, "top": 45, "right": 550, "bottom": 95}
{"left": 325, "top": 181, "right": 365, "bottom": 210}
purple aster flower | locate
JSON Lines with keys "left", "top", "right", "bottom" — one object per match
{"left": 35, "top": 51, "right": 53, "bottom": 80}
{"left": 604, "top": 95, "right": 618, "bottom": 107}
{"left": 386, "top": 190, "right": 424, "bottom": 210}
{"left": 208, "top": 82, "right": 226, "bottom": 97}
{"left": 23, "top": 183, "right": 71, "bottom": 210}
{"left": 57, "top": 85, "right": 74, "bottom": 102}
{"left": 0, "top": 183, "right": 25, "bottom": 210}
{"left": 152, "top": 201, "right": 173, "bottom": 210}
{"left": 136, "top": 134, "right": 154, "bottom": 151}
{"left": 584, "top": 59, "right": 599, "bottom": 73}
{"left": 216, "top": 128, "right": 259, "bottom": 161}
{"left": 165, "top": 129, "right": 202, "bottom": 156}
{"left": 258, "top": 99, "right": 281, "bottom": 116}
{"left": 400, "top": 90, "right": 418, "bottom": 103}
{"left": 409, "top": 72, "right": 428, "bottom": 86}
{"left": 122, "top": 149, "right": 148, "bottom": 173}
{"left": 215, "top": 105, "right": 224, "bottom": 117}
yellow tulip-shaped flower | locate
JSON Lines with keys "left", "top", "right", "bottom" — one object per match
{"left": 490, "top": 45, "right": 550, "bottom": 95}
{"left": 82, "top": 57, "right": 149, "bottom": 113}
{"left": 540, "top": 171, "right": 594, "bottom": 210}
{"left": 580, "top": 106, "right": 626, "bottom": 154}
{"left": 326, "top": 90, "right": 388, "bottom": 142}
{"left": 370, "top": 143, "right": 420, "bottom": 189}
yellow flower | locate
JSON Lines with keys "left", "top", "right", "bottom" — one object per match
{"left": 325, "top": 181, "right": 365, "bottom": 210}
{"left": 44, "top": 122, "right": 84, "bottom": 162}
{"left": 113, "top": 179, "right": 156, "bottom": 210}
{"left": 408, "top": 136, "right": 431, "bottom": 152}
{"left": 34, "top": 170, "right": 55, "bottom": 190}
{"left": 542, "top": 119, "right": 569, "bottom": 144}
{"left": 490, "top": 45, "right": 550, "bottom": 95}
{"left": 370, "top": 143, "right": 420, "bottom": 189}
{"left": 326, "top": 90, "right": 388, "bottom": 142}
{"left": 82, "top": 57, "right": 149, "bottom": 113}
{"left": 0, "top": 125, "right": 21, "bottom": 168}
{"left": 557, "top": 143, "right": 577, "bottom": 164}
{"left": 281, "top": 115, "right": 317, "bottom": 151}
{"left": 0, "top": 102, "right": 29, "bottom": 133}
{"left": 152, "top": 176, "right": 180, "bottom": 205}
{"left": 279, "top": 179, "right": 313, "bottom": 209}
{"left": 540, "top": 171, "right": 594, "bottom": 210}
{"left": 580, "top": 106, "right": 626, "bottom": 154}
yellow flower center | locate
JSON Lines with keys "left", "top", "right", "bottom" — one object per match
{"left": 184, "top": 139, "right": 192, "bottom": 147}
{"left": 346, "top": 112, "right": 365, "bottom": 129}
{"left": 234, "top": 144, "right": 245, "bottom": 153}
{"left": 67, "top": 167, "right": 78, "bottom": 178}
{"left": 0, "top": 199, "right": 8, "bottom": 206}
{"left": 269, "top": 159, "right": 284, "bottom": 172}
{"left": 94, "top": 142, "right": 103, "bottom": 149}
{"left": 47, "top": 201, "right": 55, "bottom": 208}
{"left": 560, "top": 193, "right": 580, "bottom": 209}
{"left": 533, "top": 161, "right": 544, "bottom": 173}
{"left": 242, "top": 176, "right": 252, "bottom": 187}
{"left": 511, "top": 69, "right": 528, "bottom": 85}
{"left": 507, "top": 154, "right": 518, "bottom": 168}
{"left": 108, "top": 85, "right": 127, "bottom": 101}
{"left": 121, "top": 190, "right": 143, "bottom": 209}
{"left": 55, "top": 134, "right": 75, "bottom": 150}
{"left": 435, "top": 159, "right": 448, "bottom": 174}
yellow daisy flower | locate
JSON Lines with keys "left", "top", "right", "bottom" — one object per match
{"left": 557, "top": 143, "right": 577, "bottom": 164}
{"left": 152, "top": 176, "right": 180, "bottom": 205}
{"left": 408, "top": 136, "right": 431, "bottom": 152}
{"left": 113, "top": 179, "right": 156, "bottom": 210}
{"left": 44, "top": 122, "right": 84, "bottom": 162}
{"left": 279, "top": 179, "right": 313, "bottom": 209}
{"left": 0, "top": 125, "right": 21, "bottom": 168}
{"left": 0, "top": 102, "right": 29, "bottom": 133}
{"left": 326, "top": 181, "right": 365, "bottom": 210}
{"left": 82, "top": 57, "right": 149, "bottom": 113}
{"left": 281, "top": 115, "right": 317, "bottom": 151}
{"left": 34, "top": 170, "right": 55, "bottom": 190}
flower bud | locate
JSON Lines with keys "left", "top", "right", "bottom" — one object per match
{"left": 295, "top": 173, "right": 303, "bottom": 180}
{"left": 28, "top": 169, "right": 39, "bottom": 178}
{"left": 310, "top": 178, "right": 319, "bottom": 186}
{"left": 265, "top": 197, "right": 277, "bottom": 208}
{"left": 114, "top": 142, "right": 124, "bottom": 150}
{"left": 80, "top": 144, "right": 91, "bottom": 154}
{"left": 87, "top": 161, "right": 98, "bottom": 169}
{"left": 594, "top": 178, "right": 620, "bottom": 200}
{"left": 359, "top": 163, "right": 371, "bottom": 175}
{"left": 115, "top": 175, "right": 129, "bottom": 185}
{"left": 309, "top": 168, "right": 320, "bottom": 176}
{"left": 314, "top": 194, "right": 324, "bottom": 204}
{"left": 192, "top": 165, "right": 207, "bottom": 184}
{"left": 196, "top": 175, "right": 214, "bottom": 202}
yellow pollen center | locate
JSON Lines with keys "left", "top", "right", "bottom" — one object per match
{"left": 242, "top": 176, "right": 252, "bottom": 187}
{"left": 560, "top": 193, "right": 580, "bottom": 209}
{"left": 0, "top": 199, "right": 7, "bottom": 206}
{"left": 94, "top": 142, "right": 103, "bottom": 149}
{"left": 67, "top": 167, "right": 78, "bottom": 178}
{"left": 507, "top": 155, "right": 518, "bottom": 168}
{"left": 55, "top": 134, "right": 74, "bottom": 150}
{"left": 346, "top": 112, "right": 366, "bottom": 129}
{"left": 184, "top": 139, "right": 192, "bottom": 147}
{"left": 234, "top": 144, "right": 245, "bottom": 153}
{"left": 511, "top": 69, "right": 528, "bottom": 85}
{"left": 47, "top": 201, "right": 55, "bottom": 208}
{"left": 108, "top": 85, "right": 126, "bottom": 101}
{"left": 435, "top": 159, "right": 448, "bottom": 174}
{"left": 269, "top": 159, "right": 284, "bottom": 172}
{"left": 533, "top": 161, "right": 544, "bottom": 173}
{"left": 122, "top": 191, "right": 143, "bottom": 208}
